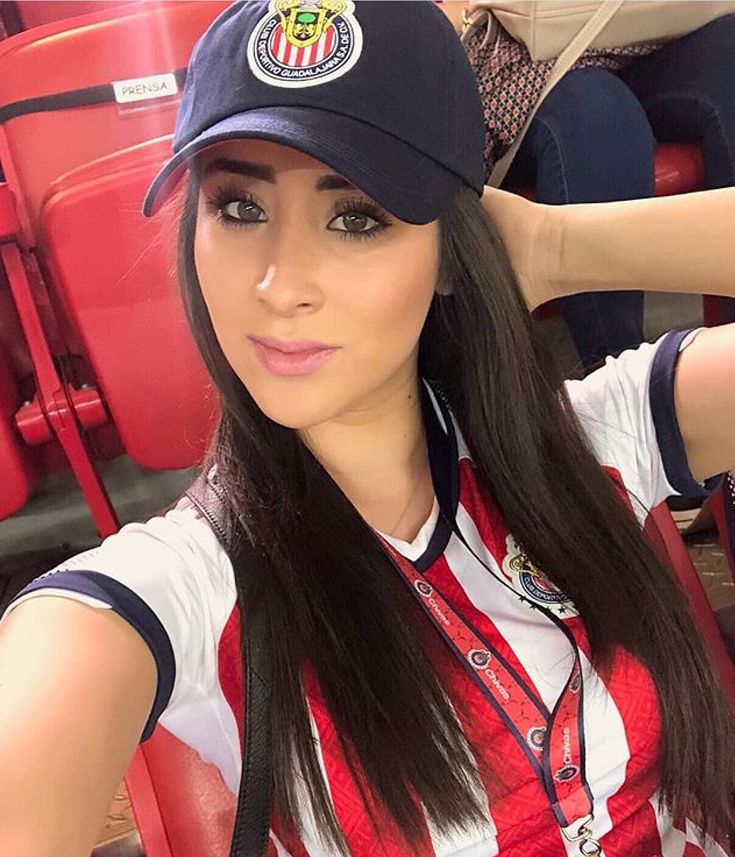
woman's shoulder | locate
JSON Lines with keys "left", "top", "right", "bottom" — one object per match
{"left": 0, "top": 491, "right": 240, "bottom": 748}
{"left": 562, "top": 332, "right": 719, "bottom": 515}
{"left": 69, "top": 494, "right": 231, "bottom": 582}
{"left": 563, "top": 330, "right": 693, "bottom": 419}
{"left": 7, "top": 493, "right": 237, "bottom": 637}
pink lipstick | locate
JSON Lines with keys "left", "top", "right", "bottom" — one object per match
{"left": 248, "top": 336, "right": 340, "bottom": 377}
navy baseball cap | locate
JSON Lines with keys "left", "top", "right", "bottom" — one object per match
{"left": 143, "top": 1, "right": 485, "bottom": 224}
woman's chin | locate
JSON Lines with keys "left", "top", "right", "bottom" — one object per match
{"left": 247, "top": 384, "right": 339, "bottom": 431}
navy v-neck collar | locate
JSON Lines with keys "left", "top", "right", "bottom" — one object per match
{"left": 412, "top": 383, "right": 461, "bottom": 572}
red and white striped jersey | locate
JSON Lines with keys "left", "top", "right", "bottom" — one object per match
{"left": 4, "top": 330, "right": 729, "bottom": 856}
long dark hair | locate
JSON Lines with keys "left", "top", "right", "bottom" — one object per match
{"left": 177, "top": 178, "right": 735, "bottom": 850}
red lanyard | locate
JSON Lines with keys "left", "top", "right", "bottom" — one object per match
{"left": 383, "top": 541, "right": 603, "bottom": 855}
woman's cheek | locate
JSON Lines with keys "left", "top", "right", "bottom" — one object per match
{"left": 196, "top": 242, "right": 257, "bottom": 328}
{"left": 350, "top": 286, "right": 432, "bottom": 376}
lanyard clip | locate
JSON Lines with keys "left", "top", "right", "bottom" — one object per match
{"left": 561, "top": 816, "right": 602, "bottom": 856}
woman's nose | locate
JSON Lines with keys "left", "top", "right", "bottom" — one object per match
{"left": 254, "top": 235, "right": 324, "bottom": 317}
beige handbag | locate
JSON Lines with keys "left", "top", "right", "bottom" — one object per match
{"left": 462, "top": 0, "right": 735, "bottom": 186}
{"left": 465, "top": 0, "right": 735, "bottom": 61}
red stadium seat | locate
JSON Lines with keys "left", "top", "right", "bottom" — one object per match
{"left": 0, "top": 0, "right": 225, "bottom": 529}
{"left": 0, "top": 0, "right": 227, "bottom": 243}
{"left": 652, "top": 143, "right": 705, "bottom": 196}
{"left": 0, "top": 182, "right": 121, "bottom": 534}
{"left": 645, "top": 504, "right": 735, "bottom": 709}
{"left": 40, "top": 139, "right": 216, "bottom": 470}
{"left": 0, "top": 184, "right": 39, "bottom": 519}
{"left": 0, "top": 365, "right": 37, "bottom": 519}
{"left": 13, "top": 1, "right": 139, "bottom": 32}
{"left": 126, "top": 726, "right": 237, "bottom": 857}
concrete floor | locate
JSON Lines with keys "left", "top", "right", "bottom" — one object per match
{"left": 0, "top": 459, "right": 195, "bottom": 613}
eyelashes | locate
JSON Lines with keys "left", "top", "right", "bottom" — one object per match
{"left": 330, "top": 198, "right": 393, "bottom": 241}
{"left": 203, "top": 184, "right": 394, "bottom": 241}
{"left": 204, "top": 186, "right": 264, "bottom": 227}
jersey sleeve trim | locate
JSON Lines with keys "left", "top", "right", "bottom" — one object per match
{"left": 10, "top": 570, "right": 175, "bottom": 742}
{"left": 650, "top": 329, "right": 723, "bottom": 498}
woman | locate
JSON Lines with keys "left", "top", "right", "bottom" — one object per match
{"left": 465, "top": 10, "right": 735, "bottom": 369}
{"left": 1, "top": 3, "right": 734, "bottom": 856}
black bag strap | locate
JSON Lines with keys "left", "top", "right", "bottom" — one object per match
{"left": 185, "top": 470, "right": 273, "bottom": 857}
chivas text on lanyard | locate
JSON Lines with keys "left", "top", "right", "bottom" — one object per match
{"left": 383, "top": 542, "right": 603, "bottom": 856}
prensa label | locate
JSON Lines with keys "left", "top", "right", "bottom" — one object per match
{"left": 112, "top": 73, "right": 178, "bottom": 104}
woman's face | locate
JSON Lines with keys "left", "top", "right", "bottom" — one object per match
{"left": 194, "top": 140, "right": 441, "bottom": 430}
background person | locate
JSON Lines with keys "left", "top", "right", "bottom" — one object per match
{"left": 467, "top": 13, "right": 735, "bottom": 370}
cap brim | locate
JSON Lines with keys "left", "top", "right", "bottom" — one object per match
{"left": 143, "top": 106, "right": 462, "bottom": 224}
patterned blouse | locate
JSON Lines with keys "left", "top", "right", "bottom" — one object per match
{"left": 462, "top": 21, "right": 662, "bottom": 179}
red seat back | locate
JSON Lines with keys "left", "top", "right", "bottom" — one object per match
{"left": 126, "top": 726, "right": 237, "bottom": 857}
{"left": 645, "top": 504, "right": 735, "bottom": 708}
{"left": 0, "top": 0, "right": 227, "bottom": 242}
{"left": 14, "top": 1, "right": 139, "bottom": 31}
{"left": 652, "top": 143, "right": 704, "bottom": 196}
{"left": 0, "top": 0, "right": 224, "bottom": 487}
{"left": 40, "top": 139, "right": 216, "bottom": 469}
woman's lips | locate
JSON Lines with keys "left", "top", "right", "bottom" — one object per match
{"left": 248, "top": 336, "right": 340, "bottom": 377}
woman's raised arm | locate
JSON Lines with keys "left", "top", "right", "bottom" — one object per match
{"left": 482, "top": 185, "right": 735, "bottom": 310}
{"left": 483, "top": 185, "right": 735, "bottom": 481}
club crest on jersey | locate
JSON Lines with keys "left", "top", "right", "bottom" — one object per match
{"left": 501, "top": 534, "right": 578, "bottom": 618}
{"left": 247, "top": 0, "right": 363, "bottom": 89}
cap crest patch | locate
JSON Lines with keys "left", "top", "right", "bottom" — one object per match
{"left": 247, "top": 0, "right": 363, "bottom": 89}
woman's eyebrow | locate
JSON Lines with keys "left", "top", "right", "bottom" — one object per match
{"left": 316, "top": 174, "right": 355, "bottom": 192}
{"left": 200, "top": 160, "right": 353, "bottom": 192}
{"left": 202, "top": 158, "right": 275, "bottom": 183}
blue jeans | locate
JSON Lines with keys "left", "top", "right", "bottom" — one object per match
{"left": 506, "top": 14, "right": 735, "bottom": 369}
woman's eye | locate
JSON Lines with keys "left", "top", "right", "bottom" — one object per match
{"left": 222, "top": 200, "right": 267, "bottom": 223}
{"left": 329, "top": 212, "right": 380, "bottom": 234}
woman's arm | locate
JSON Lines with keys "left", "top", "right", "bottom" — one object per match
{"left": 0, "top": 597, "right": 156, "bottom": 857}
{"left": 674, "top": 323, "right": 735, "bottom": 482}
{"left": 483, "top": 185, "right": 735, "bottom": 310}
{"left": 483, "top": 186, "right": 735, "bottom": 481}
